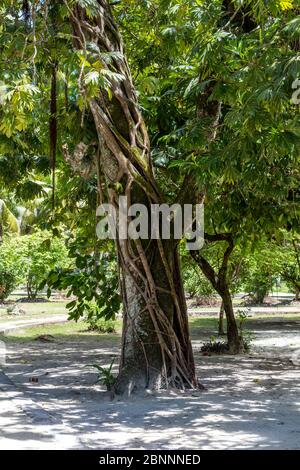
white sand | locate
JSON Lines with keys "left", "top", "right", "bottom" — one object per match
{"left": 0, "top": 318, "right": 299, "bottom": 449}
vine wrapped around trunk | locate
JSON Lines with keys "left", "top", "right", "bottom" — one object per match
{"left": 68, "top": 0, "right": 197, "bottom": 395}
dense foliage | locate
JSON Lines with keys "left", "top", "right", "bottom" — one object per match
{"left": 0, "top": 231, "right": 70, "bottom": 299}
{"left": 0, "top": 1, "right": 299, "bottom": 360}
{"left": 44, "top": 237, "right": 121, "bottom": 320}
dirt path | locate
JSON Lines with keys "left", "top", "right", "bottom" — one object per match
{"left": 189, "top": 305, "right": 300, "bottom": 316}
{"left": 1, "top": 318, "right": 299, "bottom": 449}
{"left": 0, "top": 314, "right": 68, "bottom": 334}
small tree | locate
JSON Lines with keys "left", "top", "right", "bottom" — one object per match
{"left": 280, "top": 235, "right": 300, "bottom": 301}
{"left": 0, "top": 232, "right": 70, "bottom": 299}
{"left": 241, "top": 239, "right": 286, "bottom": 304}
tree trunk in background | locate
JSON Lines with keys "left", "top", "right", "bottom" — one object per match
{"left": 218, "top": 300, "right": 225, "bottom": 336}
{"left": 220, "top": 287, "right": 241, "bottom": 354}
{"left": 69, "top": 1, "right": 196, "bottom": 395}
{"left": 253, "top": 287, "right": 268, "bottom": 305}
{"left": 191, "top": 235, "right": 243, "bottom": 354}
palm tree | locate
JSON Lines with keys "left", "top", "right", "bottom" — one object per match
{"left": 0, "top": 199, "right": 20, "bottom": 242}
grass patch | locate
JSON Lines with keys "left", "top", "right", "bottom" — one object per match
{"left": 0, "top": 312, "right": 299, "bottom": 344}
{"left": 189, "top": 317, "right": 219, "bottom": 331}
{"left": 0, "top": 319, "right": 123, "bottom": 343}
{"left": 247, "top": 313, "right": 300, "bottom": 322}
{"left": 0, "top": 301, "right": 68, "bottom": 323}
{"left": 189, "top": 313, "right": 300, "bottom": 337}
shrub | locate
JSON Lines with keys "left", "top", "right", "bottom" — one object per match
{"left": 44, "top": 237, "right": 121, "bottom": 322}
{"left": 0, "top": 267, "right": 17, "bottom": 301}
{"left": 87, "top": 317, "right": 116, "bottom": 333}
{"left": 0, "top": 232, "right": 71, "bottom": 299}
{"left": 201, "top": 337, "right": 229, "bottom": 354}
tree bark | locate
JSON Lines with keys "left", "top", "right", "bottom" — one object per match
{"left": 218, "top": 300, "right": 225, "bottom": 336}
{"left": 220, "top": 287, "right": 241, "bottom": 354}
{"left": 290, "top": 282, "right": 300, "bottom": 301}
{"left": 68, "top": 0, "right": 196, "bottom": 394}
{"left": 117, "top": 236, "right": 195, "bottom": 394}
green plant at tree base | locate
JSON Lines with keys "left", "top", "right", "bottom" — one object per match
{"left": 201, "top": 307, "right": 254, "bottom": 354}
{"left": 201, "top": 336, "right": 229, "bottom": 354}
{"left": 87, "top": 358, "right": 116, "bottom": 391}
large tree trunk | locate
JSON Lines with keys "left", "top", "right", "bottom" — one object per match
{"left": 69, "top": 1, "right": 196, "bottom": 394}
{"left": 117, "top": 235, "right": 195, "bottom": 394}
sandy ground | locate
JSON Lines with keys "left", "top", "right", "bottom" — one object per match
{"left": 0, "top": 318, "right": 300, "bottom": 450}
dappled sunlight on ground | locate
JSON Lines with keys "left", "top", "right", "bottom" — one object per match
{"left": 0, "top": 318, "right": 300, "bottom": 449}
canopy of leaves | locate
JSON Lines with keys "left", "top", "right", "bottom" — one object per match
{"left": 0, "top": 0, "right": 299, "bottom": 310}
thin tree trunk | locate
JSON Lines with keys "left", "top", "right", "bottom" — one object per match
{"left": 221, "top": 288, "right": 242, "bottom": 354}
{"left": 191, "top": 234, "right": 243, "bottom": 353}
{"left": 26, "top": 281, "right": 31, "bottom": 300}
{"left": 218, "top": 300, "right": 225, "bottom": 336}
{"left": 68, "top": 1, "right": 196, "bottom": 394}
